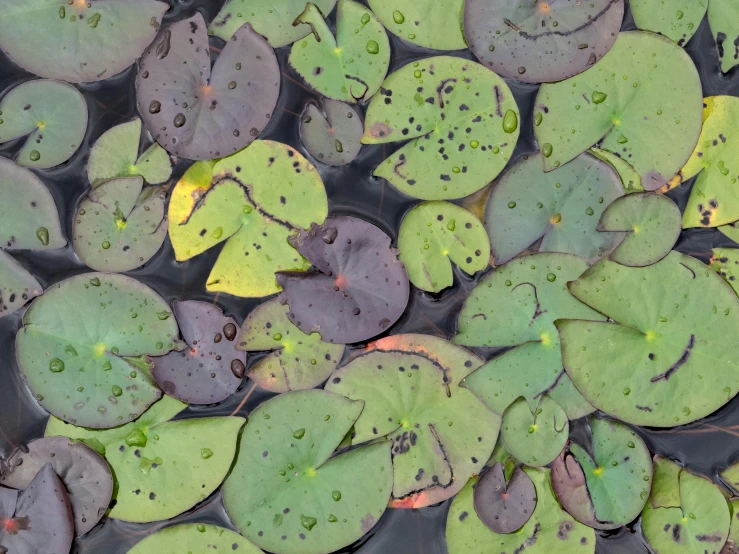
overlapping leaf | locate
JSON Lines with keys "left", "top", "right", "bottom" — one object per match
{"left": 0, "top": 251, "right": 42, "bottom": 319}
{"left": 631, "top": 0, "right": 707, "bottom": 45}
{"left": 128, "top": 523, "right": 263, "bottom": 554}
{"left": 300, "top": 99, "right": 363, "bottom": 166}
{"left": 590, "top": 147, "right": 644, "bottom": 193}
{"left": 367, "top": 0, "right": 466, "bottom": 50}
{"left": 712, "top": 248, "right": 739, "bottom": 294}
{"left": 501, "top": 395, "right": 568, "bottom": 467}
{"left": 708, "top": 0, "right": 739, "bottom": 73}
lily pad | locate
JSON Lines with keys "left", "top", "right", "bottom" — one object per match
{"left": 223, "top": 389, "right": 392, "bottom": 554}
{"left": 550, "top": 417, "right": 652, "bottom": 530}
{"left": 721, "top": 222, "right": 739, "bottom": 244}
{"left": 128, "top": 523, "right": 263, "bottom": 554}
{"left": 590, "top": 147, "right": 644, "bottom": 193}
{"left": 0, "top": 251, "right": 42, "bottom": 319}
{"left": 0, "top": 0, "right": 167, "bottom": 83}
{"left": 209, "top": 0, "right": 338, "bottom": 48}
{"left": 473, "top": 462, "right": 536, "bottom": 534}
{"left": 0, "top": 79, "right": 87, "bottom": 169}
{"left": 535, "top": 31, "right": 703, "bottom": 190}
{"left": 631, "top": 0, "right": 707, "bottom": 45}
{"left": 237, "top": 298, "right": 344, "bottom": 393}
{"left": 485, "top": 152, "right": 624, "bottom": 264}
{"left": 137, "top": 14, "right": 280, "bottom": 161}
{"left": 712, "top": 248, "right": 739, "bottom": 294}
{"left": 289, "top": 1, "right": 390, "bottom": 103}
{"left": 0, "top": 436, "right": 113, "bottom": 536}
{"left": 367, "top": 0, "right": 466, "bottom": 50}
{"left": 398, "top": 201, "right": 490, "bottom": 293}
{"left": 557, "top": 251, "right": 739, "bottom": 427}
{"left": 362, "top": 56, "right": 520, "bottom": 200}
{"left": 446, "top": 467, "right": 595, "bottom": 554}
{"left": 501, "top": 395, "right": 568, "bottom": 467}
{"left": 597, "top": 192, "right": 681, "bottom": 266}
{"left": 87, "top": 118, "right": 171, "bottom": 187}
{"left": 276, "top": 216, "right": 410, "bottom": 344}
{"left": 464, "top": 0, "right": 624, "bottom": 84}
{"left": 722, "top": 499, "right": 739, "bottom": 554}
{"left": 151, "top": 301, "right": 245, "bottom": 404}
{"left": 168, "top": 140, "right": 328, "bottom": 298}
{"left": 46, "top": 395, "right": 245, "bottom": 523}
{"left": 721, "top": 461, "right": 739, "bottom": 494}
{"left": 16, "top": 272, "right": 182, "bottom": 428}
{"left": 708, "top": 0, "right": 739, "bottom": 73}
{"left": 300, "top": 99, "right": 363, "bottom": 166}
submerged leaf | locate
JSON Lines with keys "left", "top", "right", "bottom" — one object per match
{"left": 128, "top": 523, "right": 262, "bottom": 554}
{"left": 300, "top": 99, "right": 363, "bottom": 166}
{"left": 708, "top": 0, "right": 739, "bottom": 73}
{"left": 631, "top": 0, "right": 707, "bottom": 45}
{"left": 501, "top": 395, "right": 568, "bottom": 467}
{"left": 0, "top": 251, "right": 42, "bottom": 319}
{"left": 368, "top": 0, "right": 466, "bottom": 50}
{"left": 473, "top": 463, "right": 536, "bottom": 534}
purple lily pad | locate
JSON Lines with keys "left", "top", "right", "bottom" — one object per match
{"left": 473, "top": 462, "right": 537, "bottom": 534}
{"left": 136, "top": 15, "right": 280, "bottom": 161}
{"left": 550, "top": 447, "right": 598, "bottom": 528}
{"left": 151, "top": 301, "right": 245, "bottom": 405}
{"left": 300, "top": 98, "right": 363, "bottom": 167}
{"left": 276, "top": 216, "right": 410, "bottom": 344}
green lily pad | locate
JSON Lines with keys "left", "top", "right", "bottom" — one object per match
{"left": 209, "top": 0, "right": 338, "bottom": 48}
{"left": 535, "top": 31, "right": 703, "bottom": 190}
{"left": 300, "top": 99, "right": 363, "bottom": 166}
{"left": 326, "top": 349, "right": 498, "bottom": 507}
{"left": 708, "top": 0, "right": 739, "bottom": 73}
{"left": 46, "top": 395, "right": 245, "bottom": 523}
{"left": 0, "top": 250, "right": 42, "bottom": 318}
{"left": 557, "top": 251, "right": 739, "bottom": 427}
{"left": 712, "top": 248, "right": 739, "bottom": 294}
{"left": 446, "top": 467, "right": 596, "bottom": 554}
{"left": 722, "top": 499, "right": 739, "bottom": 553}
{"left": 721, "top": 461, "right": 739, "bottom": 494}
{"left": 485, "top": 152, "right": 624, "bottom": 264}
{"left": 289, "top": 0, "right": 390, "bottom": 103}
{"left": 87, "top": 118, "right": 171, "bottom": 187}
{"left": 363, "top": 56, "right": 520, "bottom": 200}
{"left": 631, "top": 0, "right": 707, "bottom": 45}
{"left": 367, "top": 0, "right": 466, "bottom": 50}
{"left": 551, "top": 417, "right": 652, "bottom": 530}
{"left": 16, "top": 272, "right": 182, "bottom": 428}
{"left": 73, "top": 176, "right": 167, "bottom": 272}
{"left": 650, "top": 454, "right": 682, "bottom": 509}
{"left": 128, "top": 523, "right": 262, "bottom": 554}
{"left": 597, "top": 192, "right": 681, "bottom": 266}
{"left": 168, "top": 140, "right": 327, "bottom": 298}
{"left": 590, "top": 147, "right": 645, "bottom": 193}
{"left": 0, "top": 79, "right": 87, "bottom": 169}
{"left": 223, "top": 389, "right": 392, "bottom": 554}
{"left": 501, "top": 395, "right": 568, "bottom": 467}
{"left": 720, "top": 222, "right": 739, "bottom": 243}
{"left": 398, "top": 201, "right": 490, "bottom": 293}
{"left": 0, "top": 0, "right": 167, "bottom": 83}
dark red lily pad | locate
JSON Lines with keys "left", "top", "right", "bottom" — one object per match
{"left": 136, "top": 15, "right": 280, "bottom": 161}
{"left": 151, "top": 301, "right": 245, "bottom": 404}
{"left": 550, "top": 447, "right": 598, "bottom": 528}
{"left": 276, "top": 216, "right": 410, "bottom": 344}
{"left": 473, "top": 462, "right": 537, "bottom": 534}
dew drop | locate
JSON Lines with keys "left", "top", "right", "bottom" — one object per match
{"left": 49, "top": 358, "right": 65, "bottom": 373}
{"left": 29, "top": 150, "right": 41, "bottom": 162}
{"left": 546, "top": 273, "right": 556, "bottom": 282}
{"left": 366, "top": 40, "right": 380, "bottom": 54}
{"left": 149, "top": 101, "right": 161, "bottom": 114}
{"left": 36, "top": 227, "right": 49, "bottom": 246}
{"left": 201, "top": 448, "right": 214, "bottom": 459}
{"left": 173, "top": 113, "right": 186, "bottom": 128}
{"left": 392, "top": 10, "right": 405, "bottom": 24}
{"left": 502, "top": 110, "right": 518, "bottom": 133}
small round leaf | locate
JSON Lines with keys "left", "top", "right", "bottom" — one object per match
{"left": 473, "top": 463, "right": 536, "bottom": 534}
{"left": 300, "top": 99, "right": 363, "bottom": 166}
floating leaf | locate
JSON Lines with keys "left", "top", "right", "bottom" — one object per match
{"left": 128, "top": 523, "right": 262, "bottom": 554}
{"left": 370, "top": 0, "right": 466, "bottom": 50}
{"left": 0, "top": 251, "right": 42, "bottom": 319}
{"left": 398, "top": 201, "right": 489, "bottom": 293}
{"left": 46, "top": 395, "right": 244, "bottom": 523}
{"left": 16, "top": 272, "right": 181, "bottom": 428}
{"left": 485, "top": 152, "right": 624, "bottom": 264}
{"left": 87, "top": 118, "right": 171, "bottom": 187}
{"left": 151, "top": 301, "right": 244, "bottom": 404}
{"left": 631, "top": 0, "right": 707, "bottom": 45}
{"left": 73, "top": 176, "right": 167, "bottom": 272}
{"left": 473, "top": 462, "right": 536, "bottom": 534}
{"left": 300, "top": 99, "right": 363, "bottom": 166}
{"left": 169, "top": 140, "right": 328, "bottom": 298}
{"left": 223, "top": 389, "right": 392, "bottom": 554}
{"left": 363, "top": 56, "right": 519, "bottom": 200}
{"left": 712, "top": 248, "right": 739, "bottom": 294}
{"left": 237, "top": 298, "right": 344, "bottom": 393}
{"left": 535, "top": 31, "right": 703, "bottom": 190}
{"left": 708, "top": 0, "right": 739, "bottom": 73}
{"left": 0, "top": 79, "right": 87, "bottom": 169}
{"left": 137, "top": 14, "right": 280, "bottom": 161}
{"left": 289, "top": 1, "right": 390, "bottom": 103}
{"left": 276, "top": 216, "right": 410, "bottom": 344}
{"left": 501, "top": 395, "right": 568, "bottom": 467}
{"left": 0, "top": 437, "right": 113, "bottom": 536}
{"left": 597, "top": 192, "right": 681, "bottom": 266}
{"left": 557, "top": 251, "right": 739, "bottom": 427}
{"left": 590, "top": 147, "right": 644, "bottom": 193}
{"left": 464, "top": 0, "right": 624, "bottom": 83}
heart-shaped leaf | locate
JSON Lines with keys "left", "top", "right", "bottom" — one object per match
{"left": 16, "top": 272, "right": 182, "bottom": 428}
{"left": 535, "top": 31, "right": 703, "bottom": 190}
{"left": 712, "top": 248, "right": 739, "bottom": 294}
{"left": 289, "top": 1, "right": 390, "bottom": 103}
{"left": 464, "top": 0, "right": 624, "bottom": 84}
{"left": 485, "top": 152, "right": 624, "bottom": 264}
{"left": 46, "top": 395, "right": 245, "bottom": 523}
{"left": 367, "top": 0, "right": 466, "bottom": 50}
{"left": 237, "top": 298, "right": 344, "bottom": 393}
{"left": 0, "top": 79, "right": 87, "bottom": 169}
{"left": 557, "top": 251, "right": 739, "bottom": 427}
{"left": 590, "top": 147, "right": 644, "bottom": 193}
{"left": 501, "top": 395, "right": 568, "bottom": 467}
{"left": 398, "top": 201, "right": 490, "bottom": 293}
{"left": 473, "top": 462, "right": 536, "bottom": 534}
{"left": 708, "top": 0, "right": 739, "bottom": 73}
{"left": 223, "top": 389, "right": 392, "bottom": 554}
{"left": 87, "top": 118, "right": 171, "bottom": 187}
{"left": 137, "top": 14, "right": 280, "bottom": 161}
{"left": 151, "top": 300, "right": 244, "bottom": 404}
{"left": 362, "top": 56, "right": 520, "bottom": 200}
{"left": 597, "top": 192, "right": 681, "bottom": 266}
{"left": 128, "top": 523, "right": 263, "bottom": 554}
{"left": 631, "top": 0, "right": 707, "bottom": 45}
{"left": 300, "top": 99, "right": 363, "bottom": 166}
{"left": 0, "top": 251, "right": 41, "bottom": 319}
{"left": 276, "top": 216, "right": 410, "bottom": 344}
{"left": 0, "top": 437, "right": 113, "bottom": 536}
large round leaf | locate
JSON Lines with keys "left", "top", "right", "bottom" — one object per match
{"left": 712, "top": 248, "right": 739, "bottom": 295}
{"left": 631, "top": 0, "right": 707, "bottom": 45}
{"left": 300, "top": 99, "right": 363, "bottom": 167}
{"left": 128, "top": 523, "right": 262, "bottom": 554}
{"left": 223, "top": 389, "right": 392, "bottom": 554}
{"left": 16, "top": 272, "right": 182, "bottom": 428}
{"left": 501, "top": 395, "right": 568, "bottom": 467}
{"left": 46, "top": 395, "right": 245, "bottom": 523}
{"left": 708, "top": 0, "right": 739, "bottom": 73}
{"left": 362, "top": 56, "right": 520, "bottom": 200}
{"left": 557, "top": 251, "right": 739, "bottom": 427}
{"left": 535, "top": 31, "right": 703, "bottom": 190}
{"left": 464, "top": 0, "right": 624, "bottom": 84}
{"left": 137, "top": 14, "right": 280, "bottom": 161}
{"left": 0, "top": 251, "right": 42, "bottom": 319}
{"left": 0, "top": 0, "right": 167, "bottom": 83}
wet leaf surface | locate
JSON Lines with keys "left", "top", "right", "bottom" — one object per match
{"left": 712, "top": 248, "right": 739, "bottom": 295}
{"left": 501, "top": 395, "right": 568, "bottom": 467}
{"left": 300, "top": 99, "right": 363, "bottom": 167}
{"left": 368, "top": 0, "right": 466, "bottom": 51}
{"left": 473, "top": 462, "right": 536, "bottom": 534}
{"left": 708, "top": 0, "right": 739, "bottom": 73}
{"left": 127, "top": 523, "right": 262, "bottom": 554}
{"left": 0, "top": 251, "right": 42, "bottom": 319}
{"left": 631, "top": 0, "right": 707, "bottom": 45}
{"left": 590, "top": 147, "right": 644, "bottom": 193}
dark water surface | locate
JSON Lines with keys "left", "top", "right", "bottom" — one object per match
{"left": 1, "top": 1, "right": 738, "bottom": 552}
